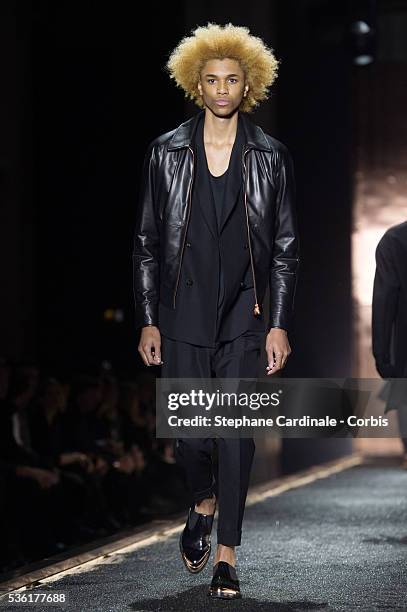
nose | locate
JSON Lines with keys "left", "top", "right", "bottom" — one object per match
{"left": 217, "top": 81, "right": 229, "bottom": 94}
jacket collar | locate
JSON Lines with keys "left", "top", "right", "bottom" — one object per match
{"left": 166, "top": 109, "right": 272, "bottom": 152}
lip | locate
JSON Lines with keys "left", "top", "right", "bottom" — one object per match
{"left": 215, "top": 99, "right": 230, "bottom": 106}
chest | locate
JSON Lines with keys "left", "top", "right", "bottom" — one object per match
{"left": 204, "top": 142, "right": 234, "bottom": 177}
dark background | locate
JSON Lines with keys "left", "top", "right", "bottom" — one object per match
{"left": 1, "top": 0, "right": 405, "bottom": 379}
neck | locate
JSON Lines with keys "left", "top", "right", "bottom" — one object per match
{"left": 203, "top": 108, "right": 238, "bottom": 146}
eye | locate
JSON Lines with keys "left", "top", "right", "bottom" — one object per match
{"left": 207, "top": 79, "right": 215, "bottom": 84}
{"left": 229, "top": 78, "right": 238, "bottom": 83}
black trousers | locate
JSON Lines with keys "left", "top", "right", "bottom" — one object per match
{"left": 160, "top": 329, "right": 263, "bottom": 546}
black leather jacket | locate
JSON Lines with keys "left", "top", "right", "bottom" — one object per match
{"left": 133, "top": 109, "right": 300, "bottom": 333}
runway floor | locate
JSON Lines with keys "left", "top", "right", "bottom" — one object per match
{"left": 1, "top": 456, "right": 407, "bottom": 611}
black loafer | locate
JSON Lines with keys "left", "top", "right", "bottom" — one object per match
{"left": 179, "top": 503, "right": 215, "bottom": 573}
{"left": 208, "top": 561, "right": 242, "bottom": 599}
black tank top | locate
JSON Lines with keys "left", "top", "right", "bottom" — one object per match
{"left": 210, "top": 169, "right": 228, "bottom": 230}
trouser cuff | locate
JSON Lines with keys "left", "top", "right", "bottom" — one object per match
{"left": 193, "top": 484, "right": 216, "bottom": 505}
{"left": 217, "top": 530, "right": 242, "bottom": 547}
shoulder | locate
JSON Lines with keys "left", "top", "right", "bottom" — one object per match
{"left": 378, "top": 222, "right": 407, "bottom": 249}
{"left": 144, "top": 128, "right": 177, "bottom": 155}
{"left": 387, "top": 221, "right": 407, "bottom": 242}
{"left": 151, "top": 123, "right": 182, "bottom": 148}
{"left": 262, "top": 131, "right": 291, "bottom": 155}
{"left": 257, "top": 127, "right": 294, "bottom": 171}
{"left": 259, "top": 131, "right": 295, "bottom": 180}
{"left": 376, "top": 222, "right": 407, "bottom": 263}
{"left": 265, "top": 135, "right": 295, "bottom": 175}
{"left": 242, "top": 113, "right": 292, "bottom": 157}
{"left": 144, "top": 113, "right": 197, "bottom": 154}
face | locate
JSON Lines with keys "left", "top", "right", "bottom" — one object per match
{"left": 197, "top": 58, "right": 249, "bottom": 117}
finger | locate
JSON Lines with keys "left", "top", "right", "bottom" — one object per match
{"left": 266, "top": 348, "right": 283, "bottom": 374}
{"left": 266, "top": 357, "right": 275, "bottom": 374}
{"left": 266, "top": 345, "right": 278, "bottom": 372}
{"left": 139, "top": 349, "right": 149, "bottom": 366}
{"left": 139, "top": 346, "right": 151, "bottom": 367}
{"left": 144, "top": 343, "right": 157, "bottom": 365}
{"left": 153, "top": 342, "right": 163, "bottom": 365}
{"left": 274, "top": 350, "right": 283, "bottom": 372}
{"left": 266, "top": 346, "right": 275, "bottom": 370}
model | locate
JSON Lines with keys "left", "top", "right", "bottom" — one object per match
{"left": 132, "top": 22, "right": 300, "bottom": 600}
{"left": 372, "top": 221, "right": 407, "bottom": 466}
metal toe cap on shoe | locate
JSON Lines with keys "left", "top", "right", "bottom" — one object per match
{"left": 208, "top": 587, "right": 242, "bottom": 599}
{"left": 208, "top": 561, "right": 241, "bottom": 598}
{"left": 180, "top": 541, "right": 211, "bottom": 574}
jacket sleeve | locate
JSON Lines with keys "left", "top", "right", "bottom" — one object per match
{"left": 268, "top": 145, "right": 300, "bottom": 333}
{"left": 372, "top": 234, "right": 400, "bottom": 377}
{"left": 132, "top": 142, "right": 160, "bottom": 330}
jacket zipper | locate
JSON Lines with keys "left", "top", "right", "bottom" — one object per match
{"left": 242, "top": 147, "right": 261, "bottom": 316}
{"left": 173, "top": 145, "right": 195, "bottom": 308}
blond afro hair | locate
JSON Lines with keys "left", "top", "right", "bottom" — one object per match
{"left": 165, "top": 22, "right": 280, "bottom": 113}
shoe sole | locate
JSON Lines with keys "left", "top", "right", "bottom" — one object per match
{"left": 179, "top": 533, "right": 211, "bottom": 574}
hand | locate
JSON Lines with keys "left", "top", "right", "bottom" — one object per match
{"left": 59, "top": 452, "right": 89, "bottom": 467}
{"left": 138, "top": 325, "right": 163, "bottom": 367}
{"left": 265, "top": 328, "right": 291, "bottom": 375}
{"left": 114, "top": 453, "right": 136, "bottom": 474}
{"left": 94, "top": 455, "right": 109, "bottom": 475}
{"left": 16, "top": 466, "right": 59, "bottom": 489}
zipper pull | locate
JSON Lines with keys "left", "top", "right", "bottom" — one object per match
{"left": 253, "top": 303, "right": 261, "bottom": 315}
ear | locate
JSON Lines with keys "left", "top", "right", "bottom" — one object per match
{"left": 243, "top": 84, "right": 249, "bottom": 97}
{"left": 197, "top": 81, "right": 203, "bottom": 95}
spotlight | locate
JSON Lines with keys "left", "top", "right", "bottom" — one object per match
{"left": 350, "top": 18, "right": 376, "bottom": 66}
